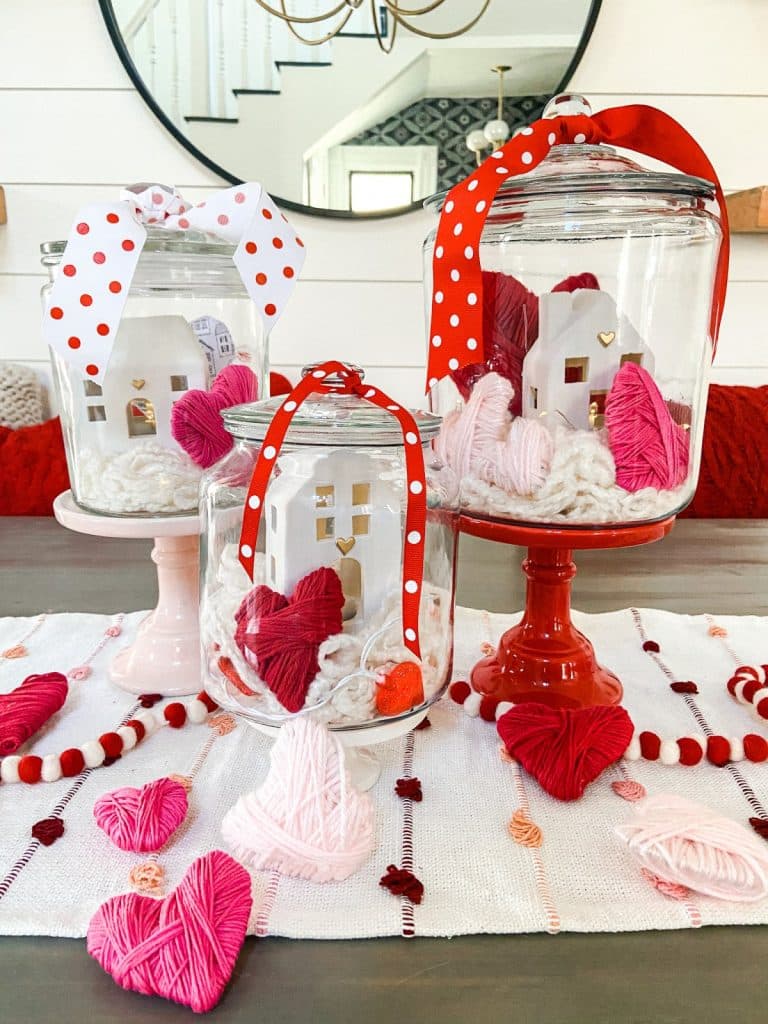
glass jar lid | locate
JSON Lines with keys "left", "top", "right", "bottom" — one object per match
{"left": 222, "top": 364, "right": 442, "bottom": 447}
{"left": 424, "top": 94, "right": 716, "bottom": 213}
{"left": 40, "top": 227, "right": 234, "bottom": 267}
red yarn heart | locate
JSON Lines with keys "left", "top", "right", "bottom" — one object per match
{"left": 497, "top": 702, "right": 634, "bottom": 801}
{"left": 0, "top": 672, "right": 68, "bottom": 755}
{"left": 234, "top": 567, "right": 344, "bottom": 713}
{"left": 170, "top": 364, "right": 258, "bottom": 469}
{"left": 87, "top": 850, "right": 252, "bottom": 1014}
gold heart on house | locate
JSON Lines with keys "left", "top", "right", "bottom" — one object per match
{"left": 336, "top": 537, "right": 355, "bottom": 555}
{"left": 597, "top": 331, "right": 616, "bottom": 347}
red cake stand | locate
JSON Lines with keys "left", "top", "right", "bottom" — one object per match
{"left": 460, "top": 514, "right": 675, "bottom": 709}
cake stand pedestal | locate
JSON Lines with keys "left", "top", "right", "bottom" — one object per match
{"left": 460, "top": 514, "right": 675, "bottom": 709}
{"left": 53, "top": 490, "right": 201, "bottom": 697}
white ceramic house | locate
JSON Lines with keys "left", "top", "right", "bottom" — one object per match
{"left": 521, "top": 289, "right": 654, "bottom": 430}
{"left": 78, "top": 314, "right": 208, "bottom": 451}
{"left": 265, "top": 448, "right": 402, "bottom": 621}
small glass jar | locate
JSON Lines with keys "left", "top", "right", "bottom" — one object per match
{"left": 41, "top": 231, "right": 266, "bottom": 516}
{"left": 200, "top": 366, "right": 458, "bottom": 730}
{"left": 423, "top": 95, "right": 724, "bottom": 529}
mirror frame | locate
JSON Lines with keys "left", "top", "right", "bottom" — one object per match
{"left": 99, "top": 0, "right": 603, "bottom": 220}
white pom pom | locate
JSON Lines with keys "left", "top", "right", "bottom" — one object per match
{"left": 463, "top": 691, "right": 482, "bottom": 717}
{"left": 117, "top": 725, "right": 138, "bottom": 751}
{"left": 624, "top": 734, "right": 641, "bottom": 761}
{"left": 187, "top": 699, "right": 208, "bottom": 724}
{"left": 41, "top": 754, "right": 62, "bottom": 783}
{"left": 660, "top": 740, "right": 680, "bottom": 766}
{"left": 495, "top": 701, "right": 514, "bottom": 720}
{"left": 135, "top": 710, "right": 159, "bottom": 735}
{"left": 1, "top": 756, "right": 21, "bottom": 783}
{"left": 750, "top": 687, "right": 768, "bottom": 712}
{"left": 734, "top": 679, "right": 750, "bottom": 704}
{"left": 81, "top": 740, "right": 105, "bottom": 768}
{"left": 730, "top": 737, "right": 745, "bottom": 762}
{"left": 690, "top": 734, "right": 707, "bottom": 753}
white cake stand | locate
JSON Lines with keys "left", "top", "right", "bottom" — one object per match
{"left": 249, "top": 707, "right": 429, "bottom": 790}
{"left": 53, "top": 490, "right": 201, "bottom": 697}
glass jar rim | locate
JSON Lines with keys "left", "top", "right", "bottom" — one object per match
{"left": 40, "top": 229, "right": 234, "bottom": 266}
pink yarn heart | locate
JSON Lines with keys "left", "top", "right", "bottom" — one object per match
{"left": 94, "top": 777, "right": 189, "bottom": 853}
{"left": 171, "top": 364, "right": 258, "bottom": 468}
{"left": 87, "top": 850, "right": 252, "bottom": 1014}
{"left": 0, "top": 672, "right": 68, "bottom": 756}
{"left": 605, "top": 362, "right": 690, "bottom": 492}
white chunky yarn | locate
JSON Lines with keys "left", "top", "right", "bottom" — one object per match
{"left": 0, "top": 363, "right": 44, "bottom": 429}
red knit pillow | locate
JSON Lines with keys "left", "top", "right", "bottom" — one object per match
{"left": 682, "top": 384, "right": 768, "bottom": 518}
{"left": 0, "top": 417, "right": 71, "bottom": 516}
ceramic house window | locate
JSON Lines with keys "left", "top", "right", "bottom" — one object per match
{"left": 620, "top": 352, "right": 643, "bottom": 367}
{"left": 87, "top": 405, "right": 106, "bottom": 422}
{"left": 564, "top": 357, "right": 589, "bottom": 383}
{"left": 127, "top": 397, "right": 157, "bottom": 437}
{"left": 83, "top": 381, "right": 103, "bottom": 397}
{"left": 170, "top": 375, "right": 189, "bottom": 391}
{"left": 316, "top": 516, "right": 335, "bottom": 541}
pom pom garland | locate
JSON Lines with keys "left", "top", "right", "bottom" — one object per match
{"left": 617, "top": 794, "right": 768, "bottom": 902}
{"left": 222, "top": 717, "right": 375, "bottom": 883}
{"left": 0, "top": 692, "right": 219, "bottom": 784}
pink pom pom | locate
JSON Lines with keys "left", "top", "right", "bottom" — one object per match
{"left": 605, "top": 362, "right": 690, "bottom": 492}
{"left": 68, "top": 665, "right": 92, "bottom": 681}
{"left": 171, "top": 364, "right": 258, "bottom": 469}
{"left": 105, "top": 625, "right": 122, "bottom": 637}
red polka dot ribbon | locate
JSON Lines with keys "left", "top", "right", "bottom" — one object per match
{"left": 238, "top": 361, "right": 427, "bottom": 660}
{"left": 427, "top": 104, "right": 730, "bottom": 392}
{"left": 42, "top": 183, "right": 305, "bottom": 384}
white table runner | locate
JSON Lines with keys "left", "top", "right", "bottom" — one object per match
{"left": 1, "top": 605, "right": 767, "bottom": 939}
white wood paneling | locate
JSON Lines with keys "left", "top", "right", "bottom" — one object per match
{"left": 571, "top": 0, "right": 768, "bottom": 96}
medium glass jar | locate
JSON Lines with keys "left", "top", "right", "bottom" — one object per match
{"left": 200, "top": 365, "right": 458, "bottom": 730}
{"left": 41, "top": 231, "right": 266, "bottom": 516}
{"left": 423, "top": 96, "right": 724, "bottom": 528}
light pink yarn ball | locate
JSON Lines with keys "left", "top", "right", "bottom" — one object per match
{"left": 616, "top": 793, "right": 768, "bottom": 901}
{"left": 222, "top": 717, "right": 375, "bottom": 883}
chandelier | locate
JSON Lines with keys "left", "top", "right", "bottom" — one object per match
{"left": 466, "top": 64, "right": 511, "bottom": 163}
{"left": 252, "top": 0, "right": 492, "bottom": 53}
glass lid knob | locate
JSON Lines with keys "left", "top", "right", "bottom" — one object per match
{"left": 542, "top": 93, "right": 593, "bottom": 120}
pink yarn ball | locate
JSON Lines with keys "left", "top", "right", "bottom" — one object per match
{"left": 87, "top": 850, "right": 252, "bottom": 1014}
{"left": 0, "top": 672, "right": 68, "bottom": 756}
{"left": 605, "top": 362, "right": 690, "bottom": 492}
{"left": 94, "top": 776, "right": 188, "bottom": 853}
{"left": 616, "top": 794, "right": 768, "bottom": 901}
{"left": 171, "top": 363, "right": 258, "bottom": 469}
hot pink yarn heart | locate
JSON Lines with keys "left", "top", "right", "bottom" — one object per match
{"left": 0, "top": 672, "right": 68, "bottom": 756}
{"left": 93, "top": 777, "right": 189, "bottom": 853}
{"left": 171, "top": 363, "right": 258, "bottom": 468}
{"left": 87, "top": 850, "right": 252, "bottom": 1014}
{"left": 605, "top": 362, "right": 690, "bottom": 492}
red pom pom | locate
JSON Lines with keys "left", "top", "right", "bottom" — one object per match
{"left": 379, "top": 865, "right": 424, "bottom": 904}
{"left": 742, "top": 680, "right": 763, "bottom": 703}
{"left": 744, "top": 734, "right": 768, "bottom": 762}
{"left": 164, "top": 703, "right": 187, "bottom": 729}
{"left": 60, "top": 748, "right": 85, "bottom": 777}
{"left": 479, "top": 696, "right": 499, "bottom": 722}
{"left": 31, "top": 817, "right": 65, "bottom": 846}
{"left": 395, "top": 777, "right": 423, "bottom": 801}
{"left": 126, "top": 720, "right": 146, "bottom": 743}
{"left": 139, "top": 693, "right": 163, "bottom": 708}
{"left": 677, "top": 738, "right": 704, "bottom": 766}
{"left": 449, "top": 681, "right": 471, "bottom": 705}
{"left": 98, "top": 732, "right": 123, "bottom": 759}
{"left": 756, "top": 698, "right": 768, "bottom": 720}
{"left": 639, "top": 731, "right": 661, "bottom": 760}
{"left": 706, "top": 735, "right": 731, "bottom": 766}
{"left": 670, "top": 681, "right": 699, "bottom": 694}
{"left": 642, "top": 640, "right": 660, "bottom": 653}
{"left": 18, "top": 755, "right": 42, "bottom": 784}
{"left": 198, "top": 692, "right": 218, "bottom": 713}
{"left": 497, "top": 703, "right": 633, "bottom": 802}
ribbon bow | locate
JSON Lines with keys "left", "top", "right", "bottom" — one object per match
{"left": 427, "top": 104, "right": 730, "bottom": 391}
{"left": 238, "top": 360, "right": 427, "bottom": 660}
{"left": 43, "top": 182, "right": 305, "bottom": 384}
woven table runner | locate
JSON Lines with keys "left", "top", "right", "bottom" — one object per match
{"left": 0, "top": 606, "right": 767, "bottom": 939}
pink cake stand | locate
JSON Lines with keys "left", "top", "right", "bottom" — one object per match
{"left": 53, "top": 490, "right": 201, "bottom": 697}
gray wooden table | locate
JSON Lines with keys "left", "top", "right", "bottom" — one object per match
{"left": 1, "top": 516, "right": 766, "bottom": 1024}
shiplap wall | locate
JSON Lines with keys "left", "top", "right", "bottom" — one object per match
{"left": 1, "top": 0, "right": 767, "bottom": 408}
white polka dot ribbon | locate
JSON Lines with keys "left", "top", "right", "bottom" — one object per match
{"left": 42, "top": 182, "right": 305, "bottom": 384}
{"left": 428, "top": 104, "right": 730, "bottom": 391}
{"left": 238, "top": 360, "right": 428, "bottom": 660}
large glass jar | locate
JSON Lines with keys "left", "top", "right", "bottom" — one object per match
{"left": 423, "top": 96, "right": 724, "bottom": 528}
{"left": 201, "top": 365, "right": 458, "bottom": 730}
{"left": 41, "top": 231, "right": 266, "bottom": 516}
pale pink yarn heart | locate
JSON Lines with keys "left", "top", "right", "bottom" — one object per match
{"left": 434, "top": 372, "right": 553, "bottom": 495}
{"left": 87, "top": 850, "right": 252, "bottom": 1014}
{"left": 222, "top": 717, "right": 375, "bottom": 883}
{"left": 94, "top": 777, "right": 188, "bottom": 853}
{"left": 171, "top": 363, "right": 258, "bottom": 468}
{"left": 605, "top": 362, "right": 690, "bottom": 492}
{"left": 616, "top": 794, "right": 768, "bottom": 901}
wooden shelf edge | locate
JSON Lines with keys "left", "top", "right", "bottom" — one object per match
{"left": 725, "top": 186, "right": 768, "bottom": 233}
